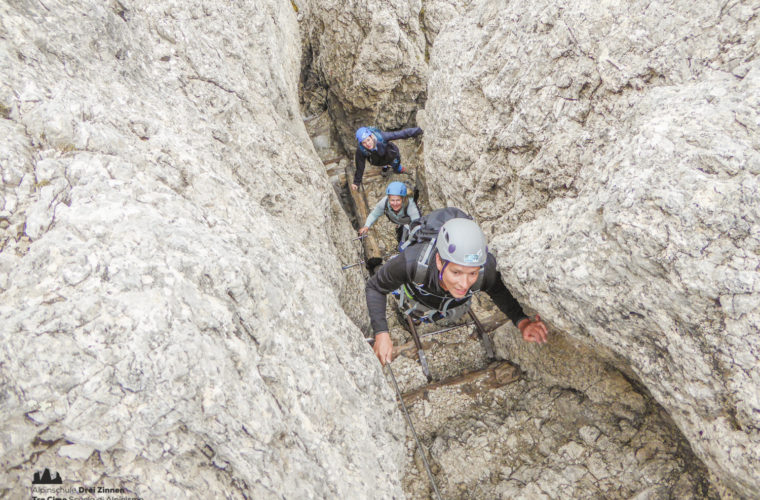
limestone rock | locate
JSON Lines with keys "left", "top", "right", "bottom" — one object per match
{"left": 401, "top": 376, "right": 716, "bottom": 499}
{"left": 425, "top": 0, "right": 760, "bottom": 496}
{"left": 419, "top": 0, "right": 473, "bottom": 47}
{"left": 0, "top": 0, "right": 405, "bottom": 497}
{"left": 297, "top": 0, "right": 428, "bottom": 152}
{"left": 493, "top": 322, "right": 648, "bottom": 422}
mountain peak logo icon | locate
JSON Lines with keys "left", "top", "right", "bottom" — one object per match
{"left": 32, "top": 468, "right": 62, "bottom": 484}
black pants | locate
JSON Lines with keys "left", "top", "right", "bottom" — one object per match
{"left": 395, "top": 225, "right": 404, "bottom": 243}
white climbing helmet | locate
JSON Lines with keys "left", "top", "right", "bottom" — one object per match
{"left": 436, "top": 218, "right": 487, "bottom": 267}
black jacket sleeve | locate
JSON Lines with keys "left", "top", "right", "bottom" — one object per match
{"left": 482, "top": 254, "right": 528, "bottom": 327}
{"left": 381, "top": 127, "right": 423, "bottom": 142}
{"left": 353, "top": 148, "right": 366, "bottom": 185}
{"left": 365, "top": 253, "right": 410, "bottom": 335}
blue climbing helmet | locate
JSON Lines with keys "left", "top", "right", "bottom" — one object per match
{"left": 356, "top": 127, "right": 373, "bottom": 143}
{"left": 386, "top": 181, "right": 407, "bottom": 197}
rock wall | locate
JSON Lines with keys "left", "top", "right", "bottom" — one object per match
{"left": 297, "top": 0, "right": 427, "bottom": 152}
{"left": 0, "top": 1, "right": 405, "bottom": 497}
{"left": 419, "top": 0, "right": 473, "bottom": 48}
{"left": 425, "top": 0, "right": 760, "bottom": 496}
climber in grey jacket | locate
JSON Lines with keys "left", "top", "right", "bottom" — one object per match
{"left": 365, "top": 210, "right": 548, "bottom": 365}
{"left": 358, "top": 181, "right": 420, "bottom": 245}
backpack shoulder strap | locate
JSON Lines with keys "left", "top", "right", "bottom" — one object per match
{"left": 413, "top": 240, "right": 436, "bottom": 285}
{"left": 399, "top": 223, "right": 420, "bottom": 251}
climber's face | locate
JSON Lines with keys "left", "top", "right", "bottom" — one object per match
{"left": 361, "top": 134, "right": 376, "bottom": 149}
{"left": 436, "top": 254, "right": 480, "bottom": 298}
{"left": 388, "top": 195, "right": 403, "bottom": 212}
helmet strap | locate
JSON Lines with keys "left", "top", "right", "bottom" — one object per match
{"left": 438, "top": 260, "right": 449, "bottom": 282}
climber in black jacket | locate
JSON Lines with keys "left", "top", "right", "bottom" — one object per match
{"left": 351, "top": 126, "right": 423, "bottom": 190}
{"left": 365, "top": 210, "right": 548, "bottom": 365}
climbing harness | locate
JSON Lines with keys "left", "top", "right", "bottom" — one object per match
{"left": 396, "top": 281, "right": 474, "bottom": 325}
{"left": 386, "top": 363, "right": 443, "bottom": 500}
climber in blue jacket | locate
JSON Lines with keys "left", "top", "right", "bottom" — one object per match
{"left": 351, "top": 126, "right": 423, "bottom": 191}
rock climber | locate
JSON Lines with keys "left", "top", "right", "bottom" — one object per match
{"left": 365, "top": 208, "right": 548, "bottom": 365}
{"left": 351, "top": 126, "right": 423, "bottom": 191}
{"left": 358, "top": 181, "right": 420, "bottom": 246}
